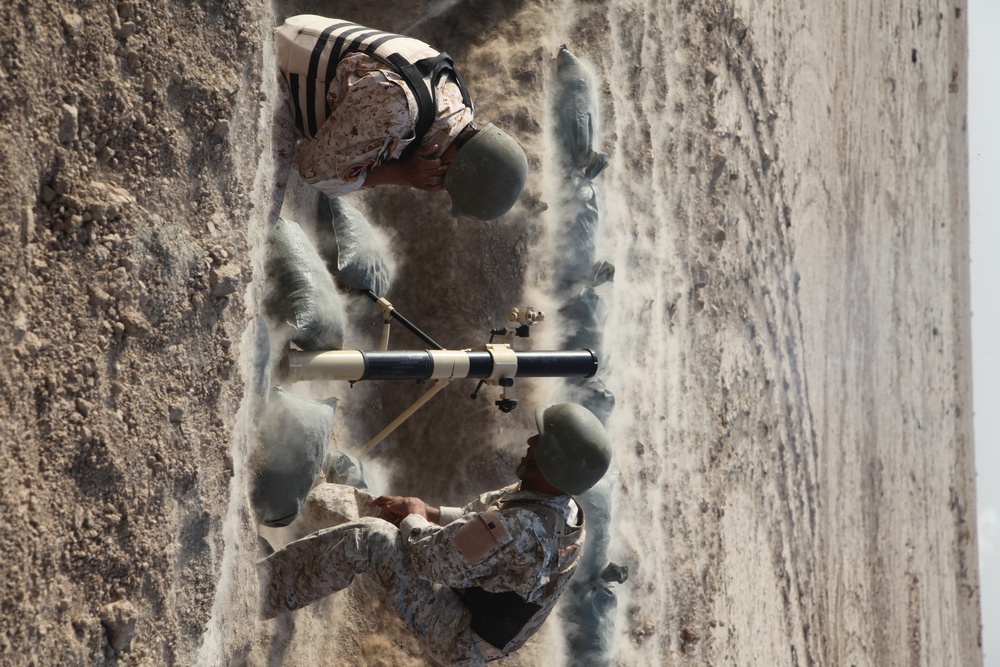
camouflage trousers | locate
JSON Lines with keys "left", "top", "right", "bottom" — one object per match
{"left": 258, "top": 493, "right": 487, "bottom": 666}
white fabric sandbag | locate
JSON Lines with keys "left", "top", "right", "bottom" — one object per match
{"left": 263, "top": 217, "right": 345, "bottom": 351}
{"left": 554, "top": 45, "right": 607, "bottom": 179}
{"left": 313, "top": 197, "right": 394, "bottom": 297}
{"left": 554, "top": 177, "right": 600, "bottom": 294}
{"left": 249, "top": 388, "right": 338, "bottom": 527}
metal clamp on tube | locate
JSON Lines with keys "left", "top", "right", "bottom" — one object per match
{"left": 478, "top": 344, "right": 517, "bottom": 383}
{"left": 475, "top": 343, "right": 519, "bottom": 412}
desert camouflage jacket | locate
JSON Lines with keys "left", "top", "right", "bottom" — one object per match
{"left": 272, "top": 51, "right": 473, "bottom": 200}
{"left": 400, "top": 484, "right": 584, "bottom": 656}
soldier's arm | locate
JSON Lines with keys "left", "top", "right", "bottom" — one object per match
{"left": 368, "top": 495, "right": 440, "bottom": 526}
{"left": 400, "top": 509, "right": 548, "bottom": 599}
{"left": 438, "top": 484, "right": 520, "bottom": 524}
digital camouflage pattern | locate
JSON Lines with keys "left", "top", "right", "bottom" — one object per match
{"left": 258, "top": 483, "right": 584, "bottom": 665}
{"left": 273, "top": 52, "right": 473, "bottom": 200}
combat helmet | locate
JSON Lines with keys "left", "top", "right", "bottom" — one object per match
{"left": 445, "top": 123, "right": 528, "bottom": 220}
{"left": 533, "top": 403, "right": 611, "bottom": 495}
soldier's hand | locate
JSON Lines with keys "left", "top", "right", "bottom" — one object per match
{"left": 369, "top": 495, "right": 428, "bottom": 526}
{"left": 401, "top": 144, "right": 448, "bottom": 192}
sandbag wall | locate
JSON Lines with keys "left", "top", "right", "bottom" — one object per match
{"left": 250, "top": 202, "right": 391, "bottom": 528}
{"left": 548, "top": 46, "right": 627, "bottom": 666}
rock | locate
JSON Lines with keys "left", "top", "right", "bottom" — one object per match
{"left": 99, "top": 599, "right": 137, "bottom": 652}
{"left": 169, "top": 406, "right": 184, "bottom": 424}
{"left": 89, "top": 285, "right": 113, "bottom": 308}
{"left": 19, "top": 331, "right": 41, "bottom": 357}
{"left": 209, "top": 264, "right": 240, "bottom": 297}
{"left": 61, "top": 13, "right": 84, "bottom": 36}
{"left": 53, "top": 175, "right": 71, "bottom": 196}
{"left": 90, "top": 182, "right": 135, "bottom": 220}
{"left": 58, "top": 104, "right": 79, "bottom": 144}
{"left": 12, "top": 315, "right": 28, "bottom": 343}
{"left": 118, "top": 21, "right": 136, "bottom": 40}
{"left": 211, "top": 119, "right": 230, "bottom": 138}
{"left": 118, "top": 307, "right": 151, "bottom": 338}
{"left": 704, "top": 64, "right": 719, "bottom": 85}
{"left": 75, "top": 399, "right": 93, "bottom": 418}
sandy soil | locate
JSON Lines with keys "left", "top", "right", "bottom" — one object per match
{"left": 0, "top": 0, "right": 272, "bottom": 663}
{"left": 0, "top": 0, "right": 982, "bottom": 666}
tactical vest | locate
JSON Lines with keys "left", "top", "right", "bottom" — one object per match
{"left": 275, "top": 15, "right": 473, "bottom": 158}
{"left": 462, "top": 500, "right": 585, "bottom": 658}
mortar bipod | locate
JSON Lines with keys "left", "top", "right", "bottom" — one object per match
{"left": 364, "top": 289, "right": 444, "bottom": 351}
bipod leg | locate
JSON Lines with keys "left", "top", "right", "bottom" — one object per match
{"left": 357, "top": 379, "right": 453, "bottom": 458}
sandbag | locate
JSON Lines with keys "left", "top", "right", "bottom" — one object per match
{"left": 554, "top": 177, "right": 600, "bottom": 294}
{"left": 560, "top": 263, "right": 616, "bottom": 422}
{"left": 572, "top": 376, "right": 616, "bottom": 426}
{"left": 324, "top": 450, "right": 370, "bottom": 490}
{"left": 562, "top": 474, "right": 625, "bottom": 664}
{"left": 575, "top": 473, "right": 615, "bottom": 580}
{"left": 563, "top": 573, "right": 622, "bottom": 663}
{"left": 297, "top": 483, "right": 379, "bottom": 535}
{"left": 313, "top": 197, "right": 394, "bottom": 297}
{"left": 249, "top": 387, "right": 338, "bottom": 527}
{"left": 554, "top": 45, "right": 607, "bottom": 179}
{"left": 248, "top": 315, "right": 272, "bottom": 407}
{"left": 559, "top": 261, "right": 614, "bottom": 352}
{"left": 262, "top": 217, "right": 345, "bottom": 351}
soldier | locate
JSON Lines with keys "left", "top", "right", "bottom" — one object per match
{"left": 271, "top": 14, "right": 529, "bottom": 222}
{"left": 258, "top": 403, "right": 612, "bottom": 666}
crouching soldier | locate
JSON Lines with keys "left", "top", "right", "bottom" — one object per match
{"left": 258, "top": 403, "right": 612, "bottom": 665}
{"left": 271, "top": 14, "right": 529, "bottom": 222}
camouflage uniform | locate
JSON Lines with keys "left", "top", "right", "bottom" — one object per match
{"left": 269, "top": 19, "right": 475, "bottom": 223}
{"left": 258, "top": 483, "right": 584, "bottom": 665}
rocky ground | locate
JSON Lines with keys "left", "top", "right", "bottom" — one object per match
{"left": 0, "top": 0, "right": 268, "bottom": 663}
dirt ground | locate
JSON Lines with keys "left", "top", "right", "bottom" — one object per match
{"left": 0, "top": 0, "right": 983, "bottom": 666}
{"left": 0, "top": 0, "right": 270, "bottom": 663}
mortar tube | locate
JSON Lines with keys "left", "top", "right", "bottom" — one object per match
{"left": 284, "top": 349, "right": 599, "bottom": 382}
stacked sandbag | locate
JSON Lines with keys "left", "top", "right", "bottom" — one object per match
{"left": 563, "top": 474, "right": 628, "bottom": 661}
{"left": 252, "top": 211, "right": 380, "bottom": 530}
{"left": 323, "top": 450, "right": 371, "bottom": 490}
{"left": 553, "top": 177, "right": 600, "bottom": 295}
{"left": 559, "top": 262, "right": 616, "bottom": 423}
{"left": 249, "top": 387, "right": 338, "bottom": 527}
{"left": 549, "top": 46, "right": 625, "bottom": 667}
{"left": 262, "top": 216, "right": 345, "bottom": 351}
{"left": 313, "top": 197, "right": 395, "bottom": 297}
{"left": 551, "top": 48, "right": 616, "bottom": 420}
{"left": 555, "top": 44, "right": 607, "bottom": 180}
